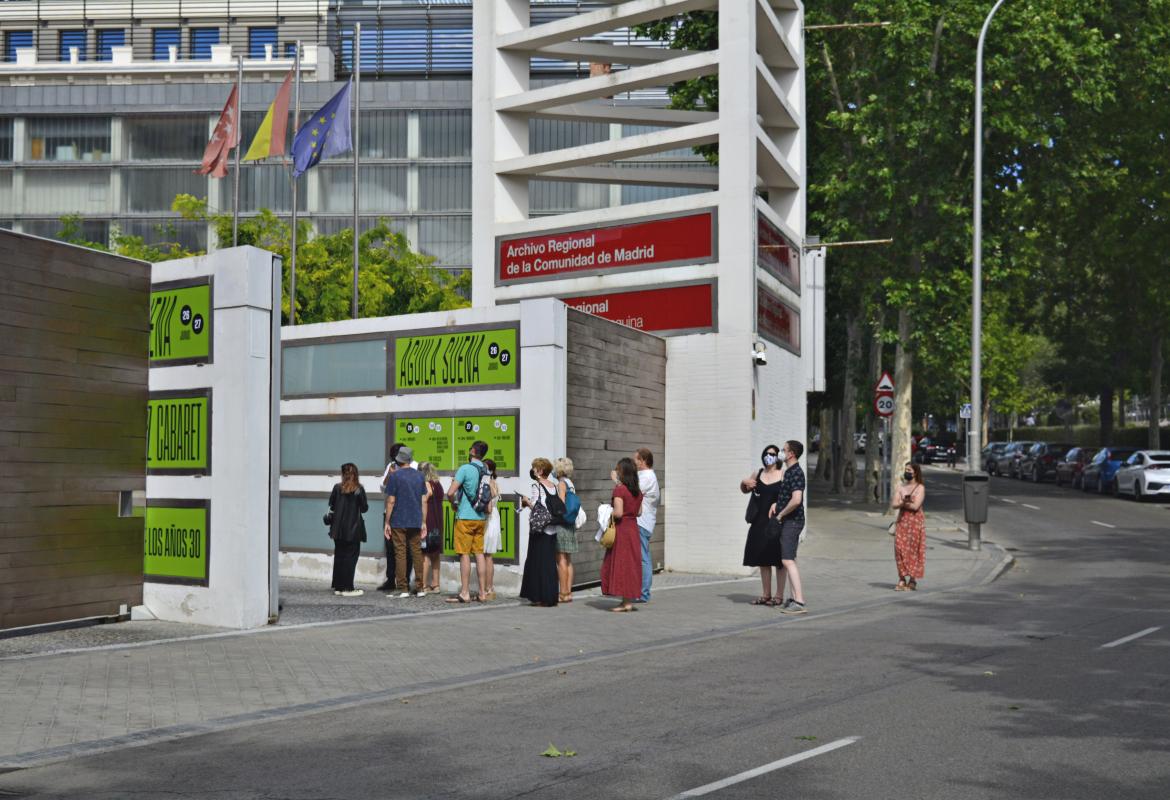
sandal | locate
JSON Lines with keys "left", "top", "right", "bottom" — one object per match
{"left": 560, "top": 593, "right": 573, "bottom": 603}
{"left": 751, "top": 596, "right": 773, "bottom": 606}
{"left": 907, "top": 580, "right": 918, "bottom": 591}
{"left": 894, "top": 582, "right": 908, "bottom": 591}
{"left": 445, "top": 594, "right": 471, "bottom": 604}
{"left": 609, "top": 605, "right": 635, "bottom": 613}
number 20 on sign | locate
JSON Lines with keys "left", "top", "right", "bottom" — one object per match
{"left": 874, "top": 392, "right": 895, "bottom": 417}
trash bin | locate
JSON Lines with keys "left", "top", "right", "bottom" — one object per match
{"left": 963, "top": 471, "right": 990, "bottom": 524}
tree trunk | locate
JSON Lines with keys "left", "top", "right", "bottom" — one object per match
{"left": 815, "top": 407, "right": 833, "bottom": 481}
{"left": 1118, "top": 389, "right": 1126, "bottom": 429}
{"left": 835, "top": 312, "right": 862, "bottom": 493}
{"left": 892, "top": 305, "right": 915, "bottom": 477}
{"left": 864, "top": 310, "right": 885, "bottom": 503}
{"left": 982, "top": 396, "right": 991, "bottom": 447}
{"left": 1151, "top": 330, "right": 1164, "bottom": 449}
{"left": 1100, "top": 386, "right": 1114, "bottom": 444}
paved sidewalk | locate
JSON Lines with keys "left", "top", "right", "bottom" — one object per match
{"left": 0, "top": 503, "right": 1008, "bottom": 769}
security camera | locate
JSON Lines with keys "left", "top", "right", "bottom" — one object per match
{"left": 752, "top": 341, "right": 768, "bottom": 366}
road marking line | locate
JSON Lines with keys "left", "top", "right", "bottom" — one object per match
{"left": 1101, "top": 627, "right": 1162, "bottom": 649}
{"left": 998, "top": 497, "right": 1017, "bottom": 504}
{"left": 1091, "top": 520, "right": 1116, "bottom": 529}
{"left": 668, "top": 737, "right": 861, "bottom": 799}
{"left": 1021, "top": 503, "right": 1040, "bottom": 510}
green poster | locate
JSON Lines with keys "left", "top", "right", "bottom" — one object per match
{"left": 394, "top": 326, "right": 518, "bottom": 391}
{"left": 395, "top": 416, "right": 454, "bottom": 472}
{"left": 147, "top": 393, "right": 210, "bottom": 473}
{"left": 150, "top": 281, "right": 212, "bottom": 364}
{"left": 441, "top": 499, "right": 517, "bottom": 563}
{"left": 144, "top": 503, "right": 210, "bottom": 584}
{"left": 453, "top": 414, "right": 517, "bottom": 473}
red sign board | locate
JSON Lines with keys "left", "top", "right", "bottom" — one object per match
{"left": 757, "top": 213, "right": 800, "bottom": 292}
{"left": 874, "top": 391, "right": 895, "bottom": 417}
{"left": 756, "top": 282, "right": 800, "bottom": 354}
{"left": 496, "top": 211, "right": 716, "bottom": 284}
{"left": 561, "top": 283, "right": 715, "bottom": 336}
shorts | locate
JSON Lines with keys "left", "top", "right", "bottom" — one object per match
{"left": 454, "top": 519, "right": 486, "bottom": 555}
{"left": 779, "top": 518, "right": 804, "bottom": 561}
{"left": 548, "top": 523, "right": 578, "bottom": 554}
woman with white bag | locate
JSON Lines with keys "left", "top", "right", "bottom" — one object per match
{"left": 480, "top": 458, "right": 502, "bottom": 601}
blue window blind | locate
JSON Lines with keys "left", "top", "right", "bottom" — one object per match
{"left": 284, "top": 41, "right": 298, "bottom": 58}
{"left": 5, "top": 30, "right": 33, "bottom": 63}
{"left": 59, "top": 30, "right": 87, "bottom": 62}
{"left": 96, "top": 29, "right": 125, "bottom": 62}
{"left": 190, "top": 28, "right": 219, "bottom": 60}
{"left": 152, "top": 28, "right": 179, "bottom": 60}
{"left": 248, "top": 27, "right": 277, "bottom": 58}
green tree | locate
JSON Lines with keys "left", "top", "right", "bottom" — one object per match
{"left": 173, "top": 195, "right": 470, "bottom": 324}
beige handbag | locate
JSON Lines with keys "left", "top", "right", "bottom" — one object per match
{"left": 600, "top": 519, "right": 617, "bottom": 549}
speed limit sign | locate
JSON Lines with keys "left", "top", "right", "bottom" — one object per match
{"left": 874, "top": 392, "right": 895, "bottom": 417}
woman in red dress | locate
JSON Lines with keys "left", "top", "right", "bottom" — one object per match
{"left": 602, "top": 457, "right": 644, "bottom": 612}
{"left": 892, "top": 461, "right": 926, "bottom": 590}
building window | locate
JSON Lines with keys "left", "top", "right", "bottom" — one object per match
{"left": 4, "top": 30, "right": 33, "bottom": 63}
{"left": 122, "top": 168, "right": 208, "bottom": 212}
{"left": 358, "top": 110, "right": 407, "bottom": 159}
{"left": 153, "top": 28, "right": 180, "bottom": 60}
{"left": 113, "top": 217, "right": 207, "bottom": 253}
{"left": 419, "top": 110, "right": 471, "bottom": 159}
{"left": 59, "top": 30, "right": 87, "bottom": 62}
{"left": 318, "top": 166, "right": 407, "bottom": 213}
{"left": 248, "top": 27, "right": 277, "bottom": 58}
{"left": 418, "top": 216, "right": 471, "bottom": 267}
{"left": 418, "top": 165, "right": 471, "bottom": 212}
{"left": 126, "top": 115, "right": 209, "bottom": 160}
{"left": 23, "top": 217, "right": 110, "bottom": 245}
{"left": 190, "top": 28, "right": 219, "bottom": 60}
{"left": 26, "top": 117, "right": 111, "bottom": 162}
{"left": 96, "top": 29, "right": 125, "bottom": 62}
{"left": 0, "top": 118, "right": 12, "bottom": 162}
{"left": 284, "top": 41, "right": 298, "bottom": 59}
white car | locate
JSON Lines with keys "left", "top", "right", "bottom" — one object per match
{"left": 1114, "top": 450, "right": 1170, "bottom": 501}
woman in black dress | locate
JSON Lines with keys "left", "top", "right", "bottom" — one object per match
{"left": 519, "top": 457, "right": 560, "bottom": 607}
{"left": 740, "top": 445, "right": 785, "bottom": 606}
{"left": 328, "top": 462, "right": 369, "bottom": 597}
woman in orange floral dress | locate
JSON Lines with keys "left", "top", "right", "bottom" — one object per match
{"left": 892, "top": 462, "right": 926, "bottom": 590}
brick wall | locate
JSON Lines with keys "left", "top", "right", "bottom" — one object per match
{"left": 565, "top": 309, "right": 666, "bottom": 587}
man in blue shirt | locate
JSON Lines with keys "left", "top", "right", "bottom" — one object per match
{"left": 445, "top": 440, "right": 488, "bottom": 604}
{"left": 384, "top": 446, "right": 429, "bottom": 597}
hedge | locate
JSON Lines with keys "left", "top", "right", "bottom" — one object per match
{"left": 989, "top": 424, "right": 1170, "bottom": 450}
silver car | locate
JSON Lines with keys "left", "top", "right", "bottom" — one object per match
{"left": 1113, "top": 450, "right": 1170, "bottom": 501}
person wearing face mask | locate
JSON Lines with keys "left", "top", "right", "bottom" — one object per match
{"left": 891, "top": 461, "right": 926, "bottom": 591}
{"left": 519, "top": 458, "right": 560, "bottom": 607}
{"left": 740, "top": 444, "right": 786, "bottom": 606}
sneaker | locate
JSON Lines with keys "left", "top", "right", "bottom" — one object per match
{"left": 339, "top": 589, "right": 364, "bottom": 597}
{"left": 397, "top": 591, "right": 412, "bottom": 598}
{"left": 333, "top": 590, "right": 343, "bottom": 596}
{"left": 416, "top": 590, "right": 427, "bottom": 598}
{"left": 780, "top": 601, "right": 807, "bottom": 615}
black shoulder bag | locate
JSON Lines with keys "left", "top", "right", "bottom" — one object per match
{"left": 745, "top": 469, "right": 765, "bottom": 524}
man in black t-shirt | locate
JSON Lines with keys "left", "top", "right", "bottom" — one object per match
{"left": 769, "top": 440, "right": 807, "bottom": 614}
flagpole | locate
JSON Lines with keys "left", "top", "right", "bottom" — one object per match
{"left": 352, "top": 22, "right": 361, "bottom": 320}
{"left": 290, "top": 41, "right": 301, "bottom": 326}
{"left": 233, "top": 55, "right": 242, "bottom": 247}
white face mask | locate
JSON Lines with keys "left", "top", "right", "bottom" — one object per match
{"left": 763, "top": 454, "right": 778, "bottom": 466}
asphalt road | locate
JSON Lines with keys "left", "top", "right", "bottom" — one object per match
{"left": 2, "top": 466, "right": 1167, "bottom": 799}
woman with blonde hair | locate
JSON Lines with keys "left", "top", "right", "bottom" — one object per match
{"left": 419, "top": 461, "right": 444, "bottom": 593}
{"left": 327, "top": 462, "right": 368, "bottom": 597}
{"left": 545, "top": 457, "right": 578, "bottom": 603}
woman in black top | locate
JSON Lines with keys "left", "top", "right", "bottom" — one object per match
{"left": 741, "top": 445, "right": 785, "bottom": 605}
{"left": 328, "top": 462, "right": 368, "bottom": 597}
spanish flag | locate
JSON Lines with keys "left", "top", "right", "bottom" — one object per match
{"left": 242, "top": 69, "right": 293, "bottom": 161}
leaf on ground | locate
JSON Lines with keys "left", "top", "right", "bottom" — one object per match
{"left": 557, "top": 670, "right": 568, "bottom": 675}
{"left": 563, "top": 750, "right": 578, "bottom": 757}
{"left": 983, "top": 671, "right": 996, "bottom": 676}
{"left": 795, "top": 735, "right": 818, "bottom": 741}
{"left": 1008, "top": 705, "right": 1021, "bottom": 711}
{"left": 541, "top": 744, "right": 563, "bottom": 758}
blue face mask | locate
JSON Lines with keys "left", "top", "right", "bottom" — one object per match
{"left": 763, "top": 454, "right": 778, "bottom": 466}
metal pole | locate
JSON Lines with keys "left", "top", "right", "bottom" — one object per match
{"left": 233, "top": 55, "right": 242, "bottom": 247}
{"left": 969, "top": 0, "right": 1007, "bottom": 551}
{"left": 352, "top": 22, "right": 361, "bottom": 319}
{"left": 289, "top": 41, "right": 301, "bottom": 326}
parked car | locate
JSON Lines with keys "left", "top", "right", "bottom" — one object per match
{"left": 1019, "top": 442, "right": 1075, "bottom": 483}
{"left": 1113, "top": 450, "right": 1170, "bottom": 501}
{"left": 913, "top": 437, "right": 943, "bottom": 464}
{"left": 991, "top": 441, "right": 1036, "bottom": 477}
{"left": 1080, "top": 447, "right": 1138, "bottom": 494}
{"left": 1054, "top": 447, "right": 1092, "bottom": 489}
{"left": 981, "top": 442, "right": 1009, "bottom": 472}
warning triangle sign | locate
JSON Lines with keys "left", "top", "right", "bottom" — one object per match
{"left": 875, "top": 371, "right": 895, "bottom": 393}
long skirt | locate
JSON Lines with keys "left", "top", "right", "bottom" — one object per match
{"left": 332, "top": 538, "right": 361, "bottom": 591}
{"left": 601, "top": 519, "right": 643, "bottom": 600}
{"left": 894, "top": 509, "right": 926, "bottom": 579}
{"left": 520, "top": 531, "right": 559, "bottom": 606}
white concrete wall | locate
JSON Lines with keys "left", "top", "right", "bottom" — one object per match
{"left": 145, "top": 246, "right": 281, "bottom": 629}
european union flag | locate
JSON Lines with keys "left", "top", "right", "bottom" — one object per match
{"left": 291, "top": 81, "right": 352, "bottom": 177}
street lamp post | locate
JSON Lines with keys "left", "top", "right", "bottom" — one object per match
{"left": 968, "top": 0, "right": 1007, "bottom": 551}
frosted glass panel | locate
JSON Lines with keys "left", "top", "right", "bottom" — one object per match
{"left": 281, "top": 419, "right": 385, "bottom": 473}
{"left": 283, "top": 338, "right": 388, "bottom": 396}
{"left": 280, "top": 495, "right": 386, "bottom": 556}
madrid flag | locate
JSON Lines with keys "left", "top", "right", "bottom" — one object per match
{"left": 196, "top": 84, "right": 240, "bottom": 179}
